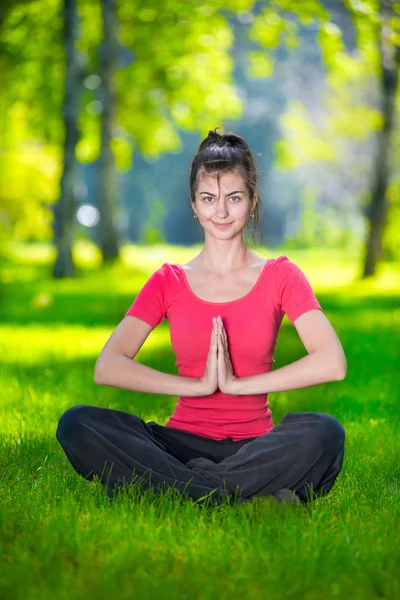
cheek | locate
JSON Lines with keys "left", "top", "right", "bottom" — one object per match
{"left": 201, "top": 207, "right": 215, "bottom": 217}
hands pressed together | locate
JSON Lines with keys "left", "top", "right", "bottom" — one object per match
{"left": 199, "top": 316, "right": 238, "bottom": 396}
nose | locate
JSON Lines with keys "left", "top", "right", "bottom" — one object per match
{"left": 215, "top": 199, "right": 229, "bottom": 219}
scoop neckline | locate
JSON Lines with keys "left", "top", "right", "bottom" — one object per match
{"left": 176, "top": 259, "right": 271, "bottom": 305}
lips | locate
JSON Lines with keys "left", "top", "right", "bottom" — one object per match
{"left": 213, "top": 222, "right": 232, "bottom": 228}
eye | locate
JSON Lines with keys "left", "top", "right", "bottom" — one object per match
{"left": 202, "top": 196, "right": 241, "bottom": 202}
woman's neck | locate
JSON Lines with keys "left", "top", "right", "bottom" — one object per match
{"left": 195, "top": 245, "right": 252, "bottom": 274}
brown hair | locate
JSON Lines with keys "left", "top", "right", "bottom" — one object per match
{"left": 189, "top": 127, "right": 262, "bottom": 245}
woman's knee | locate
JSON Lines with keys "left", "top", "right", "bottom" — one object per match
{"left": 56, "top": 404, "right": 92, "bottom": 443}
{"left": 312, "top": 412, "right": 345, "bottom": 451}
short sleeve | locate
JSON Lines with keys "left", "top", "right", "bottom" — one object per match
{"left": 125, "top": 263, "right": 169, "bottom": 328}
{"left": 274, "top": 256, "right": 322, "bottom": 324}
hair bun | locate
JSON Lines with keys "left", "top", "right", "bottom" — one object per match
{"left": 222, "top": 134, "right": 245, "bottom": 148}
{"left": 199, "top": 128, "right": 249, "bottom": 153}
{"left": 208, "top": 127, "right": 222, "bottom": 138}
{"left": 202, "top": 128, "right": 222, "bottom": 146}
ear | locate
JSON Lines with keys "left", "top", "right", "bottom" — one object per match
{"left": 251, "top": 194, "right": 258, "bottom": 213}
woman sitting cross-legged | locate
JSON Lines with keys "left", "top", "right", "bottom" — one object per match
{"left": 56, "top": 128, "right": 346, "bottom": 507}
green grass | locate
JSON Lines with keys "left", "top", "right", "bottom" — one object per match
{"left": 1, "top": 241, "right": 400, "bottom": 600}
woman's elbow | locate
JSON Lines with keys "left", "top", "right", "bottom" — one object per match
{"left": 94, "top": 359, "right": 106, "bottom": 384}
{"left": 334, "top": 355, "right": 347, "bottom": 380}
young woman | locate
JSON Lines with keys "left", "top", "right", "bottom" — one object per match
{"left": 56, "top": 128, "right": 346, "bottom": 507}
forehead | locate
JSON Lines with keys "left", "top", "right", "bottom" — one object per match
{"left": 196, "top": 168, "right": 245, "bottom": 191}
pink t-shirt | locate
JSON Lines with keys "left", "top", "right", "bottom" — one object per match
{"left": 125, "top": 255, "right": 322, "bottom": 441}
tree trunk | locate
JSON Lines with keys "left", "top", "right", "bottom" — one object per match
{"left": 362, "top": 0, "right": 400, "bottom": 278}
{"left": 52, "top": 0, "right": 80, "bottom": 278}
{"left": 98, "top": 0, "right": 119, "bottom": 263}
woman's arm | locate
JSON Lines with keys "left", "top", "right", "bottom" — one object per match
{"left": 230, "top": 309, "right": 347, "bottom": 395}
{"left": 95, "top": 354, "right": 206, "bottom": 397}
{"left": 94, "top": 315, "right": 206, "bottom": 397}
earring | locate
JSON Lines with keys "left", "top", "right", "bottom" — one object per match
{"left": 193, "top": 213, "right": 198, "bottom": 220}
{"left": 250, "top": 213, "right": 255, "bottom": 219}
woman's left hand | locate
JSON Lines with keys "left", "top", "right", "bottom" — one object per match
{"left": 216, "top": 316, "right": 238, "bottom": 394}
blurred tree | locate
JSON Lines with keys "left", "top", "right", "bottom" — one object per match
{"left": 0, "top": 0, "right": 35, "bottom": 26}
{"left": 98, "top": 0, "right": 119, "bottom": 263}
{"left": 53, "top": 0, "right": 83, "bottom": 277}
{"left": 362, "top": 0, "right": 400, "bottom": 276}
{"left": 0, "top": 0, "right": 256, "bottom": 275}
{"left": 73, "top": 0, "right": 256, "bottom": 270}
{"left": 0, "top": 1, "right": 69, "bottom": 258}
{"left": 0, "top": 0, "right": 57, "bottom": 256}
{"left": 3, "top": 0, "right": 399, "bottom": 274}
{"left": 249, "top": 0, "right": 400, "bottom": 274}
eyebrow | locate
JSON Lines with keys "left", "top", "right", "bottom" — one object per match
{"left": 199, "top": 190, "right": 244, "bottom": 196}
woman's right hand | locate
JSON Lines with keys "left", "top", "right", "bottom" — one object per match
{"left": 197, "top": 317, "right": 219, "bottom": 396}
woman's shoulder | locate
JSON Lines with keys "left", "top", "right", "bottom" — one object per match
{"left": 248, "top": 253, "right": 292, "bottom": 275}
{"left": 156, "top": 262, "right": 185, "bottom": 285}
{"left": 245, "top": 252, "right": 293, "bottom": 272}
{"left": 139, "top": 263, "right": 177, "bottom": 287}
{"left": 159, "top": 262, "right": 182, "bottom": 274}
{"left": 267, "top": 254, "right": 298, "bottom": 273}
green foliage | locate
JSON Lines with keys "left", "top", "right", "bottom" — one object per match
{"left": 76, "top": 0, "right": 254, "bottom": 162}
{"left": 0, "top": 0, "right": 65, "bottom": 144}
{"left": 292, "top": 207, "right": 356, "bottom": 251}
{"left": 295, "top": 187, "right": 318, "bottom": 246}
{"left": 274, "top": 102, "right": 338, "bottom": 170}
{"left": 0, "top": 103, "right": 60, "bottom": 243}
{"left": 141, "top": 226, "right": 165, "bottom": 245}
{"left": 140, "top": 200, "right": 166, "bottom": 245}
{"left": 1, "top": 0, "right": 400, "bottom": 261}
{"left": 247, "top": 51, "right": 275, "bottom": 78}
{"left": 249, "top": 8, "right": 297, "bottom": 50}
{"left": 274, "top": 97, "right": 383, "bottom": 171}
{"left": 382, "top": 177, "right": 400, "bottom": 260}
{"left": 249, "top": 0, "right": 400, "bottom": 259}
{"left": 0, "top": 0, "right": 257, "bottom": 244}
{"left": 285, "top": 187, "right": 355, "bottom": 250}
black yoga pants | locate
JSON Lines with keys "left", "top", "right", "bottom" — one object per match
{"left": 56, "top": 405, "right": 345, "bottom": 506}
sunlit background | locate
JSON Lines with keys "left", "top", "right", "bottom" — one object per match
{"left": 0, "top": 0, "right": 399, "bottom": 275}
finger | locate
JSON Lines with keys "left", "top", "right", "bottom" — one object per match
{"left": 211, "top": 318, "right": 216, "bottom": 347}
{"left": 215, "top": 324, "right": 219, "bottom": 351}
{"left": 221, "top": 325, "right": 226, "bottom": 344}
{"left": 217, "top": 320, "right": 224, "bottom": 353}
{"left": 215, "top": 319, "right": 220, "bottom": 351}
{"left": 221, "top": 326, "right": 227, "bottom": 348}
{"left": 218, "top": 317, "right": 227, "bottom": 344}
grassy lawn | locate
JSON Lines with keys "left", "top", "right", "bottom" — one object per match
{"left": 1, "top": 241, "right": 399, "bottom": 600}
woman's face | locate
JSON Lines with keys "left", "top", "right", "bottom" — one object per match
{"left": 191, "top": 169, "right": 256, "bottom": 237}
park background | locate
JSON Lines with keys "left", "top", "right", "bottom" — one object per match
{"left": 1, "top": 1, "right": 399, "bottom": 599}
